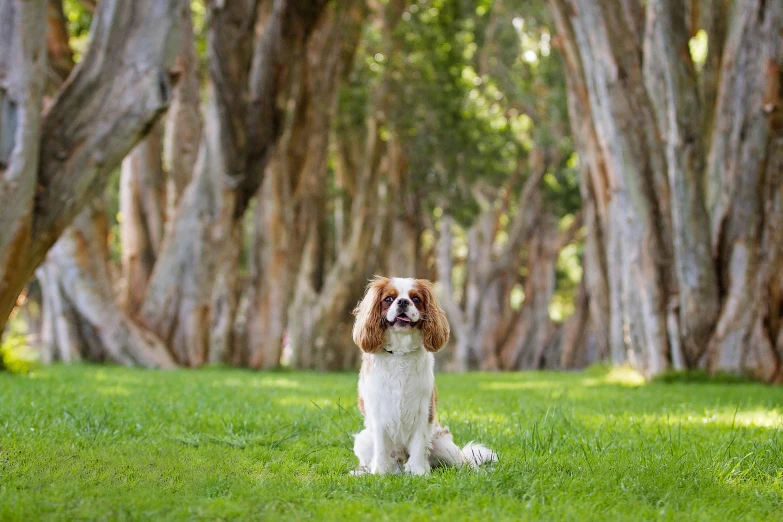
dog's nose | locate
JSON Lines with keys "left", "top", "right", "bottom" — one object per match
{"left": 397, "top": 298, "right": 410, "bottom": 308}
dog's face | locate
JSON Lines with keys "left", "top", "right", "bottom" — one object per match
{"left": 379, "top": 278, "right": 423, "bottom": 329}
{"left": 352, "top": 276, "right": 450, "bottom": 354}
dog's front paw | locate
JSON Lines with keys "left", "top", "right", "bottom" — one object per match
{"left": 370, "top": 458, "right": 394, "bottom": 475}
{"left": 350, "top": 466, "right": 369, "bottom": 476}
{"left": 404, "top": 459, "right": 431, "bottom": 476}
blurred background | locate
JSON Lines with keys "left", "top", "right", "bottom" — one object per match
{"left": 1, "top": 0, "right": 780, "bottom": 383}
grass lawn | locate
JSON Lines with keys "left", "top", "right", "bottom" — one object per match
{"left": 1, "top": 365, "right": 782, "bottom": 521}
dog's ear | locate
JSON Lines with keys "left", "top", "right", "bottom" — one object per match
{"left": 415, "top": 279, "right": 450, "bottom": 352}
{"left": 352, "top": 276, "right": 390, "bottom": 353}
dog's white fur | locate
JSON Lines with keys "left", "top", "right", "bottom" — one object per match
{"left": 351, "top": 276, "right": 497, "bottom": 475}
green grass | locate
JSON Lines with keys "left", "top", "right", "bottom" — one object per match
{"left": 1, "top": 365, "right": 782, "bottom": 521}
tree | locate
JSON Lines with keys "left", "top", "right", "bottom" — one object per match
{"left": 0, "top": 0, "right": 184, "bottom": 335}
{"left": 137, "top": 0, "right": 330, "bottom": 366}
{"left": 31, "top": 0, "right": 184, "bottom": 368}
{"left": 236, "top": 0, "right": 367, "bottom": 369}
{"left": 549, "top": 0, "right": 783, "bottom": 381}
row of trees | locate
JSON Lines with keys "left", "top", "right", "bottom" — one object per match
{"left": 1, "top": 0, "right": 781, "bottom": 382}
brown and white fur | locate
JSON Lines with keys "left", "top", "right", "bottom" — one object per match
{"left": 351, "top": 276, "right": 497, "bottom": 475}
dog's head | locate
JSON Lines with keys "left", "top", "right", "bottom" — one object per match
{"left": 352, "top": 276, "right": 449, "bottom": 354}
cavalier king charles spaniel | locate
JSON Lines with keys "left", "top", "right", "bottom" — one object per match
{"left": 350, "top": 276, "right": 497, "bottom": 475}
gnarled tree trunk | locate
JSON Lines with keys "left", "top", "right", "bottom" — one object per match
{"left": 704, "top": 0, "right": 783, "bottom": 381}
{"left": 139, "top": 0, "right": 329, "bottom": 366}
{"left": 436, "top": 156, "right": 548, "bottom": 372}
{"left": 38, "top": 202, "right": 176, "bottom": 367}
{"left": 0, "top": 0, "right": 183, "bottom": 332}
{"left": 32, "top": 0, "right": 178, "bottom": 368}
{"left": 549, "top": 0, "right": 783, "bottom": 381}
{"left": 239, "top": 0, "right": 366, "bottom": 369}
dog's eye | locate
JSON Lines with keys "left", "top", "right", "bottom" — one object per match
{"left": 384, "top": 296, "right": 394, "bottom": 303}
{"left": 412, "top": 297, "right": 421, "bottom": 303}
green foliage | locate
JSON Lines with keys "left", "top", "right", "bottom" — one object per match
{"left": 550, "top": 235, "right": 583, "bottom": 321}
{"left": 1, "top": 366, "right": 782, "bottom": 520}
{"left": 62, "top": 0, "right": 92, "bottom": 62}
{"left": 391, "top": 0, "right": 523, "bottom": 223}
{"left": 103, "top": 168, "right": 123, "bottom": 267}
{"left": 0, "top": 318, "right": 38, "bottom": 375}
{"left": 689, "top": 30, "right": 708, "bottom": 70}
{"left": 342, "top": 0, "right": 562, "bottom": 226}
{"left": 191, "top": 0, "right": 208, "bottom": 64}
{"left": 652, "top": 370, "right": 757, "bottom": 385}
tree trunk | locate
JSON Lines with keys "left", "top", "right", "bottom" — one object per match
{"left": 560, "top": 277, "right": 590, "bottom": 369}
{"left": 120, "top": 122, "right": 166, "bottom": 316}
{"left": 0, "top": 0, "right": 183, "bottom": 332}
{"left": 286, "top": 84, "right": 396, "bottom": 370}
{"left": 164, "top": 2, "right": 201, "bottom": 212}
{"left": 39, "top": 202, "right": 176, "bottom": 367}
{"left": 549, "top": 0, "right": 783, "bottom": 381}
{"left": 31, "top": 0, "right": 178, "bottom": 368}
{"left": 0, "top": 0, "right": 47, "bottom": 333}
{"left": 237, "top": 0, "right": 366, "bottom": 370}
{"left": 287, "top": 113, "right": 393, "bottom": 370}
{"left": 209, "top": 219, "right": 242, "bottom": 364}
{"left": 643, "top": 0, "right": 720, "bottom": 367}
{"left": 436, "top": 159, "right": 548, "bottom": 372}
{"left": 240, "top": 158, "right": 295, "bottom": 368}
{"left": 498, "top": 214, "right": 560, "bottom": 370}
{"left": 139, "top": 85, "right": 239, "bottom": 366}
{"left": 139, "top": 0, "right": 329, "bottom": 366}
{"left": 705, "top": 0, "right": 783, "bottom": 382}
{"left": 550, "top": 0, "right": 617, "bottom": 364}
{"left": 36, "top": 263, "right": 82, "bottom": 364}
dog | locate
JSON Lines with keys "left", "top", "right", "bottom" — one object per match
{"left": 350, "top": 276, "right": 497, "bottom": 475}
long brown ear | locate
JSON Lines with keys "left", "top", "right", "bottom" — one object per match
{"left": 352, "top": 276, "right": 389, "bottom": 353}
{"left": 416, "top": 279, "right": 450, "bottom": 352}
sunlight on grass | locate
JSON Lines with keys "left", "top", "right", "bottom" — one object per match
{"left": 657, "top": 409, "right": 783, "bottom": 429}
{"left": 214, "top": 376, "right": 302, "bottom": 389}
{"left": 583, "top": 365, "right": 646, "bottom": 387}
{"left": 481, "top": 380, "right": 563, "bottom": 390}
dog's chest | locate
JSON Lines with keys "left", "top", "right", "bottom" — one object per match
{"left": 362, "top": 350, "right": 433, "bottom": 443}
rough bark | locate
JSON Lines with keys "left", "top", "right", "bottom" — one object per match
{"left": 550, "top": 0, "right": 783, "bottom": 381}
{"left": 38, "top": 202, "right": 176, "bottom": 367}
{"left": 550, "top": 0, "right": 616, "bottom": 364}
{"left": 277, "top": 0, "right": 408, "bottom": 371}
{"left": 705, "top": 0, "right": 783, "bottom": 382}
{"left": 120, "top": 122, "right": 166, "bottom": 316}
{"left": 239, "top": 0, "right": 366, "bottom": 369}
{"left": 164, "top": 3, "right": 201, "bottom": 211}
{"left": 140, "top": 0, "right": 329, "bottom": 366}
{"left": 643, "top": 0, "right": 719, "bottom": 366}
{"left": 436, "top": 159, "right": 547, "bottom": 372}
{"left": 0, "top": 0, "right": 47, "bottom": 333}
{"left": 0, "top": 0, "right": 183, "bottom": 331}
